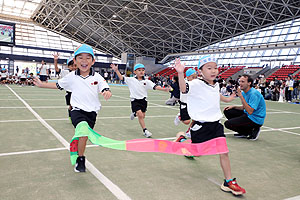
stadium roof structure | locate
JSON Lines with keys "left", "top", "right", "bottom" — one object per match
{"left": 8, "top": 1, "right": 300, "bottom": 63}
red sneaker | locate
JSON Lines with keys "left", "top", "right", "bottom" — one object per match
{"left": 221, "top": 178, "right": 246, "bottom": 195}
{"left": 175, "top": 135, "right": 186, "bottom": 143}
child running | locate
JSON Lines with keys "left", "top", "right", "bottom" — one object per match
{"left": 174, "top": 55, "right": 246, "bottom": 196}
{"left": 53, "top": 52, "right": 78, "bottom": 120}
{"left": 110, "top": 63, "right": 171, "bottom": 138}
{"left": 174, "top": 68, "right": 197, "bottom": 137}
{"left": 34, "top": 44, "right": 112, "bottom": 172}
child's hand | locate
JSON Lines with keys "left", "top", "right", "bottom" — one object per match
{"left": 101, "top": 90, "right": 112, "bottom": 100}
{"left": 110, "top": 64, "right": 118, "bottom": 71}
{"left": 173, "top": 58, "right": 185, "bottom": 74}
{"left": 168, "top": 86, "right": 173, "bottom": 92}
{"left": 52, "top": 52, "right": 59, "bottom": 60}
{"left": 224, "top": 105, "right": 234, "bottom": 110}
{"left": 33, "top": 77, "right": 42, "bottom": 87}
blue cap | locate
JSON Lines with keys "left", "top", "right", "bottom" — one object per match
{"left": 197, "top": 55, "right": 217, "bottom": 69}
{"left": 74, "top": 44, "right": 95, "bottom": 58}
{"left": 185, "top": 68, "right": 196, "bottom": 77}
{"left": 67, "top": 56, "right": 74, "bottom": 66}
{"left": 134, "top": 63, "right": 145, "bottom": 71}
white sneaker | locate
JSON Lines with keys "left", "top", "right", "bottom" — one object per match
{"left": 143, "top": 130, "right": 152, "bottom": 138}
{"left": 174, "top": 113, "right": 180, "bottom": 126}
{"left": 130, "top": 112, "right": 135, "bottom": 120}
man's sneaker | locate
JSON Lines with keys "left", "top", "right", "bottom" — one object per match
{"left": 233, "top": 134, "right": 247, "bottom": 138}
{"left": 143, "top": 129, "right": 152, "bottom": 138}
{"left": 74, "top": 156, "right": 86, "bottom": 173}
{"left": 248, "top": 127, "right": 261, "bottom": 141}
{"left": 221, "top": 178, "right": 246, "bottom": 195}
{"left": 130, "top": 112, "right": 136, "bottom": 120}
{"left": 174, "top": 114, "right": 181, "bottom": 126}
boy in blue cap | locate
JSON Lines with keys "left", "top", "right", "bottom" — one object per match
{"left": 174, "top": 55, "right": 246, "bottom": 196}
{"left": 53, "top": 52, "right": 78, "bottom": 120}
{"left": 110, "top": 63, "right": 171, "bottom": 137}
{"left": 34, "top": 44, "right": 112, "bottom": 172}
{"left": 174, "top": 68, "right": 197, "bottom": 137}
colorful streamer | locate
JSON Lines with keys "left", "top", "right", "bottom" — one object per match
{"left": 70, "top": 121, "right": 229, "bottom": 165}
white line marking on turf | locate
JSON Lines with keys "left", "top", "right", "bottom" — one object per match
{"left": 0, "top": 115, "right": 177, "bottom": 123}
{"left": 0, "top": 147, "right": 67, "bottom": 157}
{"left": 113, "top": 95, "right": 179, "bottom": 111}
{"left": 262, "top": 126, "right": 300, "bottom": 136}
{"left": 284, "top": 195, "right": 300, "bottom": 200}
{"left": 6, "top": 85, "right": 131, "bottom": 200}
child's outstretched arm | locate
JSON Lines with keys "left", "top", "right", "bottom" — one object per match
{"left": 155, "top": 85, "right": 172, "bottom": 92}
{"left": 101, "top": 89, "right": 112, "bottom": 101}
{"left": 220, "top": 92, "right": 236, "bottom": 102}
{"left": 33, "top": 77, "right": 57, "bottom": 89}
{"left": 110, "top": 64, "right": 123, "bottom": 81}
{"left": 173, "top": 58, "right": 186, "bottom": 93}
{"left": 53, "top": 52, "right": 60, "bottom": 73}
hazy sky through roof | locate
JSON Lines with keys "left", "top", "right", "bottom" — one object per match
{"left": 0, "top": 0, "right": 42, "bottom": 19}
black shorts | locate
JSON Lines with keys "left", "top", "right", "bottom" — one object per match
{"left": 70, "top": 109, "right": 97, "bottom": 129}
{"left": 65, "top": 91, "right": 72, "bottom": 106}
{"left": 1, "top": 77, "right": 6, "bottom": 81}
{"left": 131, "top": 98, "right": 147, "bottom": 113}
{"left": 179, "top": 101, "right": 190, "bottom": 121}
{"left": 20, "top": 78, "right": 26, "bottom": 82}
{"left": 40, "top": 75, "right": 47, "bottom": 81}
{"left": 191, "top": 121, "right": 225, "bottom": 143}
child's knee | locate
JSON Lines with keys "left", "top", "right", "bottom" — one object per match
{"left": 136, "top": 110, "right": 144, "bottom": 118}
{"left": 183, "top": 120, "right": 190, "bottom": 125}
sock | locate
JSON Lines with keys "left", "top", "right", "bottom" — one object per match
{"left": 143, "top": 128, "right": 147, "bottom": 132}
{"left": 226, "top": 178, "right": 233, "bottom": 183}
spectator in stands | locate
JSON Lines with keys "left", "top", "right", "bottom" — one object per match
{"left": 220, "top": 84, "right": 228, "bottom": 96}
{"left": 285, "top": 76, "right": 293, "bottom": 102}
{"left": 154, "top": 74, "right": 162, "bottom": 86}
{"left": 0, "top": 68, "right": 8, "bottom": 84}
{"left": 39, "top": 60, "right": 48, "bottom": 82}
{"left": 19, "top": 69, "right": 27, "bottom": 86}
{"left": 226, "top": 82, "right": 233, "bottom": 94}
{"left": 16, "top": 66, "right": 19, "bottom": 74}
{"left": 272, "top": 85, "right": 280, "bottom": 101}
{"left": 253, "top": 77, "right": 259, "bottom": 86}
{"left": 265, "top": 86, "right": 272, "bottom": 100}
{"left": 104, "top": 71, "right": 109, "bottom": 81}
{"left": 228, "top": 77, "right": 234, "bottom": 85}
{"left": 255, "top": 84, "right": 261, "bottom": 93}
{"left": 165, "top": 76, "right": 180, "bottom": 106}
{"left": 293, "top": 76, "right": 299, "bottom": 100}
{"left": 279, "top": 84, "right": 285, "bottom": 102}
{"left": 274, "top": 76, "right": 281, "bottom": 87}
{"left": 258, "top": 74, "right": 266, "bottom": 98}
{"left": 166, "top": 75, "right": 171, "bottom": 85}
{"left": 269, "top": 78, "right": 275, "bottom": 88}
{"left": 223, "top": 74, "right": 266, "bottom": 141}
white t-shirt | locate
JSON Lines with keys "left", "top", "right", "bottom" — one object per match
{"left": 57, "top": 68, "right": 109, "bottom": 113}
{"left": 20, "top": 73, "right": 27, "bottom": 79}
{"left": 0, "top": 72, "right": 8, "bottom": 78}
{"left": 180, "top": 80, "right": 188, "bottom": 103}
{"left": 186, "top": 79, "right": 223, "bottom": 122}
{"left": 60, "top": 69, "right": 70, "bottom": 78}
{"left": 124, "top": 76, "right": 156, "bottom": 100}
{"left": 40, "top": 65, "right": 48, "bottom": 75}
